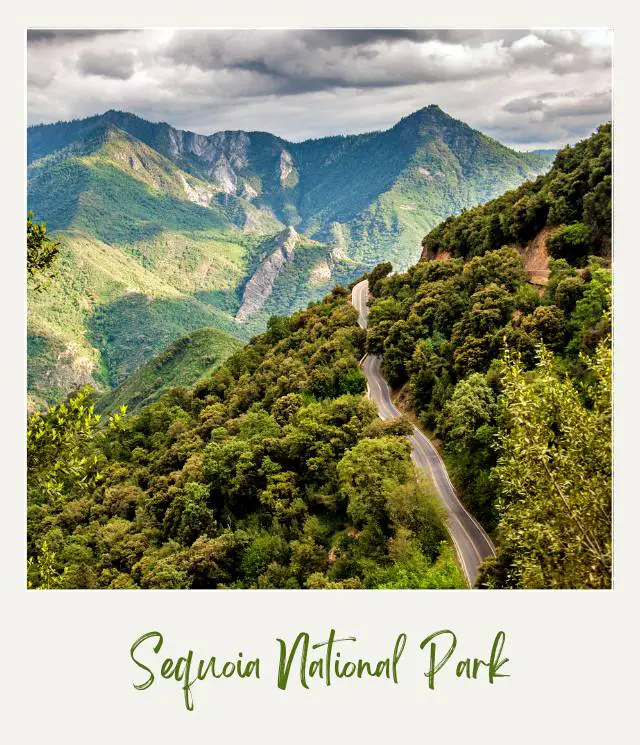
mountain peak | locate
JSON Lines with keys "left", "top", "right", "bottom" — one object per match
{"left": 391, "top": 104, "right": 457, "bottom": 135}
{"left": 406, "top": 104, "right": 448, "bottom": 120}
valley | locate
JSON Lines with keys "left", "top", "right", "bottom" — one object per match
{"left": 27, "top": 106, "right": 554, "bottom": 408}
{"left": 26, "top": 122, "right": 612, "bottom": 590}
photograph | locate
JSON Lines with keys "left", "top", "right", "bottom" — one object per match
{"left": 26, "top": 27, "right": 612, "bottom": 590}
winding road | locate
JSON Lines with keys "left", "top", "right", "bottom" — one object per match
{"left": 352, "top": 279, "right": 496, "bottom": 587}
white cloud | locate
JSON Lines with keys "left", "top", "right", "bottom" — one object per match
{"left": 27, "top": 28, "right": 611, "bottom": 149}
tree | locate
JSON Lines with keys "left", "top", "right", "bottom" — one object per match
{"left": 368, "top": 262, "right": 393, "bottom": 296}
{"left": 554, "top": 276, "right": 584, "bottom": 315}
{"left": 338, "top": 437, "right": 413, "bottom": 530}
{"left": 440, "top": 374, "right": 498, "bottom": 526}
{"left": 27, "top": 386, "right": 124, "bottom": 505}
{"left": 27, "top": 540, "right": 68, "bottom": 589}
{"left": 547, "top": 222, "right": 591, "bottom": 264}
{"left": 27, "top": 211, "right": 60, "bottom": 287}
{"left": 521, "top": 305, "right": 567, "bottom": 350}
{"left": 485, "top": 339, "right": 611, "bottom": 589}
{"left": 163, "top": 482, "right": 215, "bottom": 545}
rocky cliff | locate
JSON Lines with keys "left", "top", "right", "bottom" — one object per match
{"left": 236, "top": 227, "right": 299, "bottom": 323}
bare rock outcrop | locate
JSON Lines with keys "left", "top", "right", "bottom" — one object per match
{"left": 309, "top": 259, "right": 332, "bottom": 287}
{"left": 179, "top": 174, "right": 215, "bottom": 207}
{"left": 168, "top": 128, "right": 251, "bottom": 194}
{"left": 242, "top": 182, "right": 259, "bottom": 200}
{"left": 521, "top": 226, "right": 552, "bottom": 286}
{"left": 47, "top": 342, "right": 100, "bottom": 397}
{"left": 278, "top": 150, "right": 297, "bottom": 187}
{"left": 236, "top": 227, "right": 298, "bottom": 323}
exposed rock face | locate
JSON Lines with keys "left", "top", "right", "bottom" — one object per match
{"left": 236, "top": 227, "right": 298, "bottom": 323}
{"left": 179, "top": 174, "right": 215, "bottom": 207}
{"left": 168, "top": 128, "right": 251, "bottom": 194}
{"left": 278, "top": 150, "right": 296, "bottom": 187}
{"left": 48, "top": 342, "right": 100, "bottom": 396}
{"left": 331, "top": 244, "right": 347, "bottom": 261}
{"left": 309, "top": 259, "right": 332, "bottom": 287}
{"left": 211, "top": 154, "right": 237, "bottom": 194}
{"left": 418, "top": 166, "right": 444, "bottom": 180}
{"left": 167, "top": 127, "right": 184, "bottom": 157}
{"left": 242, "top": 182, "right": 259, "bottom": 200}
{"left": 521, "top": 226, "right": 552, "bottom": 286}
{"left": 328, "top": 222, "right": 348, "bottom": 261}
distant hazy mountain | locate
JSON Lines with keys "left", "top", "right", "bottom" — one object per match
{"left": 27, "top": 106, "right": 554, "bottom": 407}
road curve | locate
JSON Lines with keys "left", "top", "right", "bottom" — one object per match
{"left": 352, "top": 279, "right": 496, "bottom": 587}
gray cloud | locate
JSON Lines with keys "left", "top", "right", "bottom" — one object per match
{"left": 161, "top": 29, "right": 610, "bottom": 93}
{"left": 27, "top": 29, "right": 128, "bottom": 43}
{"left": 502, "top": 90, "right": 611, "bottom": 118}
{"left": 26, "top": 28, "right": 612, "bottom": 149}
{"left": 77, "top": 48, "right": 136, "bottom": 80}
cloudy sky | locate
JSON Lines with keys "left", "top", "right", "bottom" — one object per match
{"left": 27, "top": 29, "right": 612, "bottom": 150}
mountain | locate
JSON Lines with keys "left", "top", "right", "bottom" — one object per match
{"left": 96, "top": 326, "right": 243, "bottom": 415}
{"left": 27, "top": 106, "right": 554, "bottom": 407}
{"left": 28, "top": 285, "right": 466, "bottom": 589}
{"left": 26, "top": 124, "right": 611, "bottom": 591}
{"left": 366, "top": 123, "right": 611, "bottom": 588}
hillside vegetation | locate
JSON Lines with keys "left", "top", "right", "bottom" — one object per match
{"left": 26, "top": 122, "right": 610, "bottom": 590}
{"left": 421, "top": 123, "right": 611, "bottom": 264}
{"left": 28, "top": 107, "right": 553, "bottom": 407}
{"left": 97, "top": 327, "right": 244, "bottom": 416}
{"left": 27, "top": 288, "right": 464, "bottom": 589}
{"left": 367, "top": 124, "right": 612, "bottom": 588}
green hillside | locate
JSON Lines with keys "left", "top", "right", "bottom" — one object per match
{"left": 366, "top": 124, "right": 612, "bottom": 589}
{"left": 97, "top": 326, "right": 243, "bottom": 415}
{"left": 27, "top": 287, "right": 464, "bottom": 589}
{"left": 28, "top": 107, "right": 554, "bottom": 408}
{"left": 421, "top": 123, "right": 611, "bottom": 262}
{"left": 25, "top": 123, "right": 610, "bottom": 591}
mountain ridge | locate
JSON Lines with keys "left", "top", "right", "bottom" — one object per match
{"left": 27, "top": 106, "right": 555, "bottom": 408}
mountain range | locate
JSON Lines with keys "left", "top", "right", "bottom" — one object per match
{"left": 27, "top": 105, "right": 554, "bottom": 408}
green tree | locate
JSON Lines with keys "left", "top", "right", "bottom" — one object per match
{"left": 367, "top": 261, "right": 393, "bottom": 296}
{"left": 27, "top": 540, "right": 68, "bottom": 589}
{"left": 164, "top": 482, "right": 215, "bottom": 545}
{"left": 547, "top": 222, "right": 591, "bottom": 264}
{"left": 521, "top": 305, "right": 567, "bottom": 350}
{"left": 485, "top": 339, "right": 611, "bottom": 589}
{"left": 27, "top": 386, "right": 124, "bottom": 505}
{"left": 338, "top": 437, "right": 413, "bottom": 530}
{"left": 27, "top": 211, "right": 60, "bottom": 287}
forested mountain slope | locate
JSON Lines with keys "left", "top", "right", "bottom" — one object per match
{"left": 28, "top": 107, "right": 553, "bottom": 408}
{"left": 366, "top": 123, "right": 612, "bottom": 588}
{"left": 96, "top": 326, "right": 244, "bottom": 416}
{"left": 27, "top": 288, "right": 464, "bottom": 589}
{"left": 26, "top": 123, "right": 610, "bottom": 591}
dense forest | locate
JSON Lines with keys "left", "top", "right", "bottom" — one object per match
{"left": 27, "top": 284, "right": 463, "bottom": 589}
{"left": 421, "top": 123, "right": 611, "bottom": 264}
{"left": 26, "top": 123, "right": 611, "bottom": 590}
{"left": 367, "top": 124, "right": 612, "bottom": 588}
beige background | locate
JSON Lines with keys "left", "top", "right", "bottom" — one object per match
{"left": 3, "top": 3, "right": 636, "bottom": 742}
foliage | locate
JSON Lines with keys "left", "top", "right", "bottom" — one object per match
{"left": 97, "top": 327, "right": 243, "bottom": 415}
{"left": 366, "top": 125, "right": 611, "bottom": 586}
{"left": 27, "top": 288, "right": 461, "bottom": 588}
{"left": 27, "top": 386, "right": 124, "bottom": 505}
{"left": 480, "top": 340, "right": 611, "bottom": 588}
{"left": 27, "top": 211, "right": 60, "bottom": 288}
{"left": 547, "top": 222, "right": 592, "bottom": 264}
{"left": 27, "top": 107, "right": 553, "bottom": 406}
{"left": 421, "top": 123, "right": 611, "bottom": 263}
{"left": 27, "top": 540, "right": 68, "bottom": 589}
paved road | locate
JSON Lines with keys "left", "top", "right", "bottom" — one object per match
{"left": 352, "top": 279, "right": 496, "bottom": 587}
